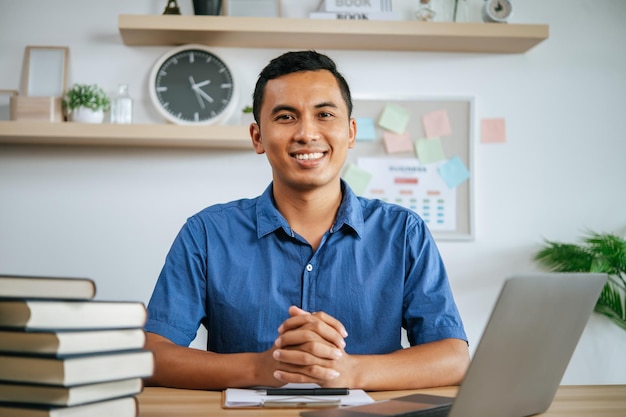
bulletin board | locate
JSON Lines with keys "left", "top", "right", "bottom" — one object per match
{"left": 344, "top": 96, "right": 475, "bottom": 241}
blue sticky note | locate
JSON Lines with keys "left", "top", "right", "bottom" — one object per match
{"left": 438, "top": 156, "right": 470, "bottom": 189}
{"left": 378, "top": 103, "right": 410, "bottom": 134}
{"left": 355, "top": 117, "right": 377, "bottom": 141}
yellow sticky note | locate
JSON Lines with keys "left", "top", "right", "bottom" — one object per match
{"left": 378, "top": 103, "right": 410, "bottom": 134}
{"left": 342, "top": 163, "right": 372, "bottom": 195}
{"left": 422, "top": 109, "right": 452, "bottom": 138}
{"left": 415, "top": 137, "right": 446, "bottom": 164}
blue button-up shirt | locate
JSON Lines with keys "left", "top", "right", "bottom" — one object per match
{"left": 146, "top": 181, "right": 466, "bottom": 354}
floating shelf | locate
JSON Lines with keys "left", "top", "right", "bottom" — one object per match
{"left": 118, "top": 14, "right": 549, "bottom": 54}
{"left": 0, "top": 121, "right": 253, "bottom": 150}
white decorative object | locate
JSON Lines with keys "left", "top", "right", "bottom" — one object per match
{"left": 70, "top": 107, "right": 104, "bottom": 124}
{"left": 110, "top": 84, "right": 133, "bottom": 124}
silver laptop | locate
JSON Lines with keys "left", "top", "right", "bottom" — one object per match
{"left": 301, "top": 272, "right": 607, "bottom": 417}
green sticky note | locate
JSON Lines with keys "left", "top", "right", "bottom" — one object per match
{"left": 415, "top": 137, "right": 446, "bottom": 164}
{"left": 438, "top": 156, "right": 470, "bottom": 189}
{"left": 342, "top": 163, "right": 372, "bottom": 195}
{"left": 378, "top": 103, "right": 410, "bottom": 134}
{"left": 355, "top": 117, "right": 377, "bottom": 141}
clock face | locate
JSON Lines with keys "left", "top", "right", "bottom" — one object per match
{"left": 483, "top": 0, "right": 512, "bottom": 23}
{"left": 149, "top": 45, "right": 236, "bottom": 125}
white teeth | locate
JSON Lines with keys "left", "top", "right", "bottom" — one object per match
{"left": 294, "top": 152, "right": 324, "bottom": 160}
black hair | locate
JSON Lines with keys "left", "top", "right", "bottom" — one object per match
{"left": 252, "top": 50, "right": 353, "bottom": 124}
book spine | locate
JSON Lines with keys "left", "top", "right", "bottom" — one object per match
{"left": 309, "top": 11, "right": 401, "bottom": 21}
{"left": 323, "top": 0, "right": 393, "bottom": 13}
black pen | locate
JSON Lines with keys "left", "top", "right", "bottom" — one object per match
{"left": 265, "top": 388, "right": 349, "bottom": 396}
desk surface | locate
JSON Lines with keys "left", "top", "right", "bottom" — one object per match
{"left": 137, "top": 385, "right": 626, "bottom": 416}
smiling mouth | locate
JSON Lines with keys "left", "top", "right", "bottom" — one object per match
{"left": 292, "top": 152, "right": 325, "bottom": 161}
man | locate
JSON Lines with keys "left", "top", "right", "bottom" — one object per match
{"left": 144, "top": 50, "right": 469, "bottom": 391}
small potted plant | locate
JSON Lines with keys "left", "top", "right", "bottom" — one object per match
{"left": 241, "top": 105, "right": 255, "bottom": 126}
{"left": 63, "top": 83, "right": 111, "bottom": 123}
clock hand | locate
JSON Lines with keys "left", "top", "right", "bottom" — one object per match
{"left": 189, "top": 76, "right": 206, "bottom": 109}
{"left": 192, "top": 85, "right": 214, "bottom": 104}
{"left": 193, "top": 80, "right": 211, "bottom": 88}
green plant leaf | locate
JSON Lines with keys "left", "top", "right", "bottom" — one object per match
{"left": 533, "top": 231, "right": 626, "bottom": 332}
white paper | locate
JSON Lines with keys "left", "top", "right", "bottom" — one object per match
{"left": 224, "top": 384, "right": 374, "bottom": 408}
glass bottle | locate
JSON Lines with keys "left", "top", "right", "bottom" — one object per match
{"left": 110, "top": 84, "right": 133, "bottom": 124}
{"left": 416, "top": 0, "right": 436, "bottom": 22}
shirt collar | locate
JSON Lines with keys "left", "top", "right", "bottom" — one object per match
{"left": 256, "top": 180, "right": 364, "bottom": 239}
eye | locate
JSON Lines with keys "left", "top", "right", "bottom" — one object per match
{"left": 274, "top": 113, "right": 294, "bottom": 122}
{"left": 318, "top": 111, "right": 334, "bottom": 119}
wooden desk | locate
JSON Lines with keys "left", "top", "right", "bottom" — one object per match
{"left": 137, "top": 385, "right": 626, "bottom": 416}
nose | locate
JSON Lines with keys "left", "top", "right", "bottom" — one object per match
{"left": 294, "top": 114, "right": 320, "bottom": 143}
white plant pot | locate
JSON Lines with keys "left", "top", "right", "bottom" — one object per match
{"left": 70, "top": 107, "right": 105, "bottom": 123}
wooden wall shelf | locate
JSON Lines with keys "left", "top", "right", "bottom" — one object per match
{"left": 0, "top": 121, "right": 252, "bottom": 150}
{"left": 118, "top": 14, "right": 549, "bottom": 54}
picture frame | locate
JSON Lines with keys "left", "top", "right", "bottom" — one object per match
{"left": 223, "top": 0, "right": 281, "bottom": 17}
{"left": 348, "top": 95, "right": 475, "bottom": 241}
{"left": 22, "top": 46, "right": 69, "bottom": 97}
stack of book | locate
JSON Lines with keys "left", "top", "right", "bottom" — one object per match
{"left": 0, "top": 274, "right": 153, "bottom": 417}
{"left": 310, "top": 0, "right": 401, "bottom": 21}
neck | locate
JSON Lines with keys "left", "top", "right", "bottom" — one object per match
{"left": 272, "top": 181, "right": 343, "bottom": 250}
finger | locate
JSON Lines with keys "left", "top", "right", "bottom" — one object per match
{"left": 273, "top": 364, "right": 340, "bottom": 385}
{"left": 274, "top": 338, "right": 343, "bottom": 361}
{"left": 277, "top": 317, "right": 346, "bottom": 350}
{"left": 280, "top": 307, "right": 348, "bottom": 339}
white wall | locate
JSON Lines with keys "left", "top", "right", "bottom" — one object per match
{"left": 1, "top": 0, "right": 625, "bottom": 385}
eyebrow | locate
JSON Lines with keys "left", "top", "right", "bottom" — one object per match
{"left": 270, "top": 101, "right": 339, "bottom": 115}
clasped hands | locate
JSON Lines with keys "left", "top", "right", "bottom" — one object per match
{"left": 268, "top": 305, "right": 354, "bottom": 388}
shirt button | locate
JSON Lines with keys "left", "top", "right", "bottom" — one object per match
{"left": 306, "top": 264, "right": 313, "bottom": 272}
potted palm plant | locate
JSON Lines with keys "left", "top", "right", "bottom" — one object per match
{"left": 534, "top": 230, "right": 626, "bottom": 331}
{"left": 63, "top": 83, "right": 111, "bottom": 123}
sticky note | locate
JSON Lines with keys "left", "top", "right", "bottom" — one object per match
{"left": 383, "top": 131, "right": 413, "bottom": 154}
{"left": 355, "top": 117, "right": 377, "bottom": 141}
{"left": 481, "top": 118, "right": 507, "bottom": 143}
{"left": 415, "top": 137, "right": 446, "bottom": 164}
{"left": 438, "top": 156, "right": 470, "bottom": 189}
{"left": 343, "top": 163, "right": 372, "bottom": 195}
{"left": 422, "top": 109, "right": 452, "bottom": 138}
{"left": 378, "top": 103, "right": 410, "bottom": 134}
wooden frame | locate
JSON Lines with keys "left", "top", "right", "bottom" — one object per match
{"left": 22, "top": 46, "right": 69, "bottom": 97}
{"left": 0, "top": 90, "right": 18, "bottom": 121}
{"left": 222, "top": 0, "right": 281, "bottom": 17}
{"left": 348, "top": 95, "right": 475, "bottom": 241}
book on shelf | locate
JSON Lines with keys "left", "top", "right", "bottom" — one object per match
{"left": 309, "top": 11, "right": 401, "bottom": 20}
{"left": 0, "top": 378, "right": 143, "bottom": 407}
{"left": 0, "top": 350, "right": 154, "bottom": 386}
{"left": 0, "top": 275, "right": 96, "bottom": 300}
{"left": 0, "top": 395, "right": 138, "bottom": 417}
{"left": 322, "top": 0, "right": 393, "bottom": 13}
{"left": 0, "top": 328, "right": 146, "bottom": 356}
{"left": 0, "top": 300, "right": 147, "bottom": 330}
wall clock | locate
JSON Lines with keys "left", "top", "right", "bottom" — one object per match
{"left": 482, "top": 0, "right": 512, "bottom": 23}
{"left": 149, "top": 44, "right": 236, "bottom": 125}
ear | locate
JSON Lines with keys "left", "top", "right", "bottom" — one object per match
{"left": 250, "top": 122, "right": 265, "bottom": 154}
{"left": 348, "top": 118, "right": 357, "bottom": 149}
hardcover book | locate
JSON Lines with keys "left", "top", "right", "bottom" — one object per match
{"left": 0, "top": 300, "right": 147, "bottom": 330}
{"left": 0, "top": 378, "right": 143, "bottom": 407}
{"left": 0, "top": 275, "right": 95, "bottom": 300}
{"left": 0, "top": 350, "right": 154, "bottom": 386}
{"left": 0, "top": 328, "right": 146, "bottom": 356}
{"left": 0, "top": 396, "right": 138, "bottom": 417}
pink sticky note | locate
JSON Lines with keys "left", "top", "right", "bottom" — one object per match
{"left": 383, "top": 131, "right": 413, "bottom": 154}
{"left": 481, "top": 118, "right": 507, "bottom": 143}
{"left": 422, "top": 110, "right": 452, "bottom": 138}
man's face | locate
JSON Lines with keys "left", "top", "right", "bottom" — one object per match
{"left": 251, "top": 70, "right": 356, "bottom": 193}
